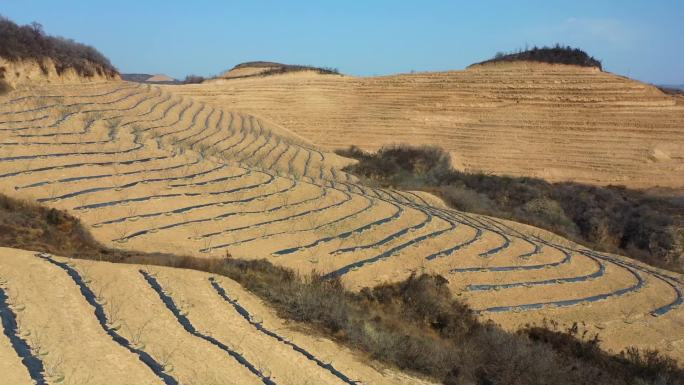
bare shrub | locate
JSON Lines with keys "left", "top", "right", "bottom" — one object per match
{"left": 0, "top": 79, "right": 11, "bottom": 95}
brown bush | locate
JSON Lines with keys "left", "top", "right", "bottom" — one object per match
{"left": 0, "top": 195, "right": 99, "bottom": 257}
{"left": 0, "top": 79, "right": 11, "bottom": 95}
{"left": 182, "top": 74, "right": 205, "bottom": 84}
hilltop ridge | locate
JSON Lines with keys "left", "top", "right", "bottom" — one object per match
{"left": 471, "top": 45, "right": 603, "bottom": 69}
{"left": 214, "top": 61, "right": 340, "bottom": 81}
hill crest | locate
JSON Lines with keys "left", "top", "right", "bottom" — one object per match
{"left": 470, "top": 45, "right": 602, "bottom": 70}
{"left": 217, "top": 61, "right": 340, "bottom": 80}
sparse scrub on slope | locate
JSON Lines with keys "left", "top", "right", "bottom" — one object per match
{"left": 0, "top": 195, "right": 98, "bottom": 257}
{"left": 182, "top": 75, "right": 205, "bottom": 84}
{"left": 0, "top": 16, "right": 118, "bottom": 78}
{"left": 337, "top": 144, "right": 684, "bottom": 272}
{"left": 136, "top": 259, "right": 684, "bottom": 385}
{"left": 0, "top": 79, "right": 11, "bottom": 95}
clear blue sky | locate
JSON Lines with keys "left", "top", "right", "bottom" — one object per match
{"left": 2, "top": 0, "right": 682, "bottom": 84}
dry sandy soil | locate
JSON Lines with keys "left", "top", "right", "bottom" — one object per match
{"left": 0, "top": 80, "right": 682, "bottom": 383}
{"left": 1, "top": 58, "right": 118, "bottom": 89}
{"left": 164, "top": 62, "right": 684, "bottom": 189}
{"left": 0, "top": 248, "right": 433, "bottom": 385}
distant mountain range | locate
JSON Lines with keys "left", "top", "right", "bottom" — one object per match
{"left": 121, "top": 73, "right": 180, "bottom": 84}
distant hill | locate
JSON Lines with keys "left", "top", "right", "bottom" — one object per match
{"left": 167, "top": 59, "right": 682, "bottom": 190}
{"left": 147, "top": 73, "right": 176, "bottom": 82}
{"left": 656, "top": 84, "right": 684, "bottom": 95}
{"left": 121, "top": 73, "right": 180, "bottom": 84}
{"left": 659, "top": 84, "right": 684, "bottom": 91}
{"left": 471, "top": 44, "right": 602, "bottom": 70}
{"left": 217, "top": 61, "right": 340, "bottom": 80}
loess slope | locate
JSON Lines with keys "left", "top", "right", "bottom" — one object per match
{"left": 164, "top": 62, "right": 684, "bottom": 189}
{"left": 0, "top": 247, "right": 431, "bottom": 385}
{"left": 0, "top": 80, "right": 682, "bottom": 365}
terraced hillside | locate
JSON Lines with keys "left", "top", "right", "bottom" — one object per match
{"left": 0, "top": 81, "right": 682, "bottom": 367}
{"left": 0, "top": 248, "right": 432, "bottom": 385}
{"left": 166, "top": 62, "right": 684, "bottom": 188}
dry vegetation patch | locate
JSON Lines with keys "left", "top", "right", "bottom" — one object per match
{"left": 0, "top": 16, "right": 117, "bottom": 78}
{"left": 337, "top": 144, "right": 684, "bottom": 272}
{"left": 0, "top": 79, "right": 10, "bottom": 95}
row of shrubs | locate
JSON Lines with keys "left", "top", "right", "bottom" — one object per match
{"left": 0, "top": 16, "right": 118, "bottom": 78}
{"left": 182, "top": 74, "right": 206, "bottom": 84}
{"left": 473, "top": 44, "right": 603, "bottom": 69}
{"left": 0, "top": 193, "right": 681, "bottom": 384}
{"left": 337, "top": 145, "right": 683, "bottom": 272}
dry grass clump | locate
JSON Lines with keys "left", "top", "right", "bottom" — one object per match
{"left": 525, "top": 323, "right": 683, "bottom": 385}
{"left": 0, "top": 193, "right": 681, "bottom": 384}
{"left": 337, "top": 144, "right": 684, "bottom": 272}
{"left": 0, "top": 66, "right": 11, "bottom": 94}
{"left": 0, "top": 195, "right": 100, "bottom": 257}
